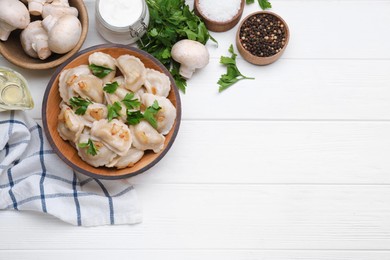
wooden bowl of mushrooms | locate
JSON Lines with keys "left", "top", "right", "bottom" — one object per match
{"left": 0, "top": 0, "right": 88, "bottom": 70}
{"left": 42, "top": 44, "right": 181, "bottom": 179}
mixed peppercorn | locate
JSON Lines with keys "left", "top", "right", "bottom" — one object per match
{"left": 239, "top": 13, "right": 287, "bottom": 57}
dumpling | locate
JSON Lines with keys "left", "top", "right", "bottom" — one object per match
{"left": 57, "top": 103, "right": 84, "bottom": 143}
{"left": 88, "top": 52, "right": 116, "bottom": 84}
{"left": 71, "top": 74, "right": 104, "bottom": 103}
{"left": 77, "top": 133, "right": 116, "bottom": 167}
{"left": 106, "top": 147, "right": 144, "bottom": 169}
{"left": 130, "top": 121, "right": 165, "bottom": 153}
{"left": 80, "top": 103, "right": 108, "bottom": 127}
{"left": 116, "top": 55, "right": 146, "bottom": 92}
{"left": 59, "top": 65, "right": 91, "bottom": 103}
{"left": 144, "top": 68, "right": 171, "bottom": 97}
{"left": 91, "top": 119, "right": 132, "bottom": 156}
{"left": 141, "top": 93, "right": 176, "bottom": 135}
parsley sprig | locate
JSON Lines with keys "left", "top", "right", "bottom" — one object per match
{"left": 78, "top": 139, "right": 98, "bottom": 156}
{"left": 89, "top": 64, "right": 113, "bottom": 78}
{"left": 139, "top": 0, "right": 217, "bottom": 93}
{"left": 69, "top": 97, "right": 92, "bottom": 115}
{"left": 218, "top": 45, "right": 254, "bottom": 93}
{"left": 107, "top": 102, "right": 122, "bottom": 121}
{"left": 246, "top": 0, "right": 272, "bottom": 10}
{"left": 103, "top": 81, "right": 119, "bottom": 94}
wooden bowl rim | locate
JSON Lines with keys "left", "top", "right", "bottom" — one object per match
{"left": 194, "top": 0, "right": 245, "bottom": 26}
{"left": 236, "top": 11, "right": 290, "bottom": 65}
{"left": 0, "top": 0, "right": 89, "bottom": 70}
{"left": 42, "top": 43, "right": 182, "bottom": 180}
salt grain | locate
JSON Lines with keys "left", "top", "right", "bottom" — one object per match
{"left": 198, "top": 0, "right": 241, "bottom": 22}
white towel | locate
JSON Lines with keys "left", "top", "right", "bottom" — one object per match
{"left": 0, "top": 111, "right": 142, "bottom": 226}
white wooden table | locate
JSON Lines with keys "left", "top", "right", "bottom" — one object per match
{"left": 1, "top": 0, "right": 390, "bottom": 259}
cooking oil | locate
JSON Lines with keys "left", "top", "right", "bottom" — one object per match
{"left": 0, "top": 67, "right": 34, "bottom": 111}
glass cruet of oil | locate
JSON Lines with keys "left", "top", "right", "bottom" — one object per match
{"left": 0, "top": 67, "right": 34, "bottom": 112}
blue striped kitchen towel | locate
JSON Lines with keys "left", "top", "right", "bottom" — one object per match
{"left": 0, "top": 111, "right": 142, "bottom": 226}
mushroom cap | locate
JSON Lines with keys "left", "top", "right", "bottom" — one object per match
{"left": 171, "top": 39, "right": 209, "bottom": 69}
{"left": 46, "top": 14, "right": 81, "bottom": 54}
{"left": 0, "top": 0, "right": 30, "bottom": 29}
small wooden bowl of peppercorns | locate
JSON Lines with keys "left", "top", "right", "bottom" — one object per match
{"left": 236, "top": 11, "right": 290, "bottom": 65}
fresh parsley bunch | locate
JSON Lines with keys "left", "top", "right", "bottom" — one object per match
{"left": 139, "top": 0, "right": 216, "bottom": 93}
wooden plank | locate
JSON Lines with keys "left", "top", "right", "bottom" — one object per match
{"left": 204, "top": 0, "right": 390, "bottom": 59}
{"left": 30, "top": 120, "right": 390, "bottom": 184}
{"left": 132, "top": 121, "right": 390, "bottom": 184}
{"left": 0, "top": 184, "right": 389, "bottom": 249}
{"left": 4, "top": 59, "right": 389, "bottom": 120}
{"left": 180, "top": 59, "right": 390, "bottom": 120}
{"left": 83, "top": 0, "right": 390, "bottom": 59}
{"left": 2, "top": 250, "right": 390, "bottom": 260}
{"left": 29, "top": 120, "right": 390, "bottom": 184}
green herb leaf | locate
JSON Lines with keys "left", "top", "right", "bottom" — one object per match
{"left": 259, "top": 0, "right": 272, "bottom": 10}
{"left": 126, "top": 110, "right": 144, "bottom": 125}
{"left": 103, "top": 81, "right": 119, "bottom": 94}
{"left": 78, "top": 139, "right": 98, "bottom": 156}
{"left": 246, "top": 0, "right": 255, "bottom": 4}
{"left": 143, "top": 100, "right": 161, "bottom": 129}
{"left": 89, "top": 64, "right": 114, "bottom": 78}
{"left": 69, "top": 97, "right": 92, "bottom": 115}
{"left": 107, "top": 102, "right": 122, "bottom": 121}
{"left": 122, "top": 93, "right": 141, "bottom": 110}
{"left": 218, "top": 44, "right": 255, "bottom": 93}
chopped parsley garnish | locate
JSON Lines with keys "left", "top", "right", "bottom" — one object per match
{"left": 107, "top": 101, "right": 122, "bottom": 121}
{"left": 78, "top": 139, "right": 98, "bottom": 156}
{"left": 89, "top": 64, "right": 113, "bottom": 78}
{"left": 69, "top": 97, "right": 92, "bottom": 115}
{"left": 143, "top": 100, "right": 161, "bottom": 129}
{"left": 126, "top": 110, "right": 144, "bottom": 125}
{"left": 103, "top": 81, "right": 119, "bottom": 94}
{"left": 122, "top": 93, "right": 141, "bottom": 110}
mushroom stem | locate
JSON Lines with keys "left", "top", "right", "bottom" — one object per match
{"left": 42, "top": 15, "right": 57, "bottom": 32}
{"left": 179, "top": 65, "right": 195, "bottom": 79}
{"left": 28, "top": 1, "right": 44, "bottom": 16}
{"left": 0, "top": 23, "right": 14, "bottom": 41}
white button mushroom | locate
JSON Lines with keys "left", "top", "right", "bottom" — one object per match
{"left": 0, "top": 0, "right": 30, "bottom": 41}
{"left": 20, "top": 21, "right": 51, "bottom": 60}
{"left": 171, "top": 39, "right": 209, "bottom": 79}
{"left": 42, "top": 14, "right": 82, "bottom": 54}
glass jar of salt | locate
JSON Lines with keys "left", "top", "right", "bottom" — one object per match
{"left": 0, "top": 67, "right": 34, "bottom": 112}
{"left": 95, "top": 0, "right": 150, "bottom": 45}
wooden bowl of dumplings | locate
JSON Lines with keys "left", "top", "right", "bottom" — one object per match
{"left": 42, "top": 44, "right": 181, "bottom": 179}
